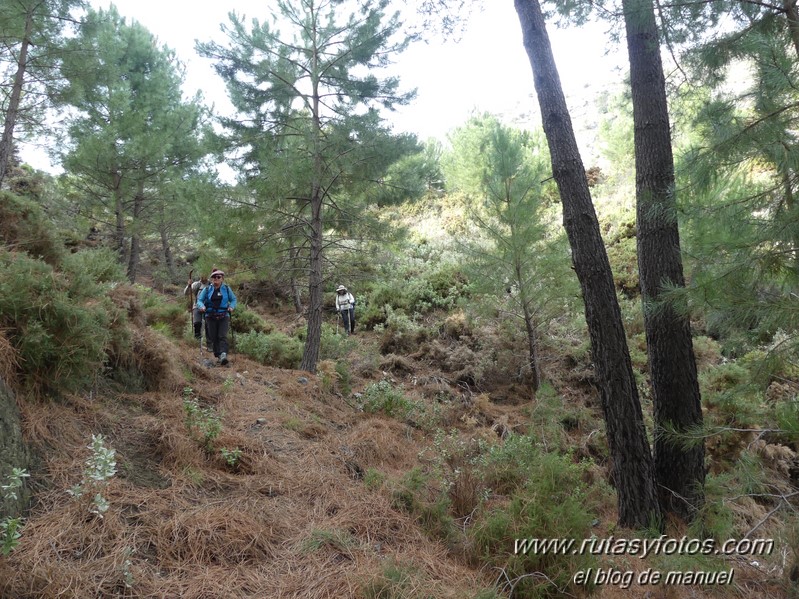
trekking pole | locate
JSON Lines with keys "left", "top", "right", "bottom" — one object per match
{"left": 229, "top": 311, "right": 235, "bottom": 360}
{"left": 187, "top": 268, "right": 194, "bottom": 338}
{"left": 336, "top": 310, "right": 340, "bottom": 335}
{"left": 199, "top": 312, "right": 205, "bottom": 359}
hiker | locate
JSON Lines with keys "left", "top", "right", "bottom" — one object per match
{"left": 184, "top": 274, "right": 209, "bottom": 342}
{"left": 197, "top": 269, "right": 237, "bottom": 365}
{"left": 335, "top": 284, "right": 356, "bottom": 335}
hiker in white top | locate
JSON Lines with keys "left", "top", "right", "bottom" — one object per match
{"left": 335, "top": 284, "right": 356, "bottom": 335}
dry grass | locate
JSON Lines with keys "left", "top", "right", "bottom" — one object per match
{"left": 1, "top": 328, "right": 494, "bottom": 598}
{"left": 0, "top": 328, "right": 19, "bottom": 385}
{"left": 2, "top": 305, "right": 792, "bottom": 599}
{"left": 131, "top": 327, "right": 186, "bottom": 393}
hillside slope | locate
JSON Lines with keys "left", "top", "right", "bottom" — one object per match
{"left": 0, "top": 302, "right": 788, "bottom": 599}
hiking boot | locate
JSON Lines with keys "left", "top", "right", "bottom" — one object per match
{"left": 220, "top": 352, "right": 228, "bottom": 365}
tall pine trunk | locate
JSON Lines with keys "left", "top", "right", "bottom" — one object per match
{"left": 622, "top": 0, "right": 704, "bottom": 520}
{"left": 0, "top": 9, "right": 33, "bottom": 187}
{"left": 517, "top": 263, "right": 541, "bottom": 391}
{"left": 159, "top": 208, "right": 176, "bottom": 282}
{"left": 514, "top": 0, "right": 661, "bottom": 529}
{"left": 127, "top": 185, "right": 144, "bottom": 283}
{"left": 113, "top": 170, "right": 127, "bottom": 264}
{"left": 300, "top": 41, "right": 323, "bottom": 373}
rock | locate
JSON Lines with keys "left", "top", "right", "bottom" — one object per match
{"left": 0, "top": 380, "right": 35, "bottom": 518}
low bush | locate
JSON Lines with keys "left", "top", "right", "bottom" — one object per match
{"left": 0, "top": 191, "right": 63, "bottom": 266}
{"left": 406, "top": 264, "right": 471, "bottom": 314}
{"left": 378, "top": 307, "right": 428, "bottom": 355}
{"left": 470, "top": 443, "right": 597, "bottom": 598}
{"left": 0, "top": 250, "right": 124, "bottom": 393}
{"left": 231, "top": 306, "right": 271, "bottom": 335}
{"left": 361, "top": 380, "right": 418, "bottom": 419}
{"left": 236, "top": 330, "right": 303, "bottom": 369}
{"left": 320, "top": 322, "right": 353, "bottom": 360}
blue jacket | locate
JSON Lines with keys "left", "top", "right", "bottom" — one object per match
{"left": 197, "top": 283, "right": 237, "bottom": 317}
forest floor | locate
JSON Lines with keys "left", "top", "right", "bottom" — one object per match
{"left": 0, "top": 297, "right": 791, "bottom": 598}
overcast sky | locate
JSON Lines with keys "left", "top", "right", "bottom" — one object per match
{"left": 20, "top": 1, "right": 624, "bottom": 171}
{"left": 88, "top": 1, "right": 624, "bottom": 139}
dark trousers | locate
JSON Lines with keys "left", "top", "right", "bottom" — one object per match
{"left": 340, "top": 308, "right": 355, "bottom": 333}
{"left": 192, "top": 309, "right": 209, "bottom": 340}
{"left": 206, "top": 316, "right": 230, "bottom": 357}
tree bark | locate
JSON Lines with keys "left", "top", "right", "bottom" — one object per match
{"left": 0, "top": 9, "right": 34, "bottom": 187}
{"left": 113, "top": 169, "right": 127, "bottom": 264}
{"left": 159, "top": 210, "right": 176, "bottom": 282}
{"left": 622, "top": 0, "right": 704, "bottom": 520}
{"left": 127, "top": 185, "right": 144, "bottom": 283}
{"left": 300, "top": 31, "right": 323, "bottom": 373}
{"left": 784, "top": 0, "right": 799, "bottom": 58}
{"left": 514, "top": 0, "right": 661, "bottom": 529}
{"left": 290, "top": 246, "right": 303, "bottom": 314}
{"left": 516, "top": 262, "right": 541, "bottom": 391}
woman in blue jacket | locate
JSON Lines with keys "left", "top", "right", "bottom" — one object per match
{"left": 197, "top": 268, "right": 237, "bottom": 365}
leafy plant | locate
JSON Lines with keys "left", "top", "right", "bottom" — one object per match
{"left": 361, "top": 380, "right": 416, "bottom": 419}
{"left": 220, "top": 447, "right": 242, "bottom": 467}
{"left": 230, "top": 306, "right": 270, "bottom": 334}
{"left": 470, "top": 442, "right": 597, "bottom": 598}
{"left": 68, "top": 434, "right": 117, "bottom": 518}
{"left": 0, "top": 250, "right": 121, "bottom": 393}
{"left": 183, "top": 395, "right": 222, "bottom": 452}
{"left": 1, "top": 468, "right": 29, "bottom": 556}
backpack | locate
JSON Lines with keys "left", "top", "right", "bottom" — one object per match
{"left": 199, "top": 284, "right": 233, "bottom": 318}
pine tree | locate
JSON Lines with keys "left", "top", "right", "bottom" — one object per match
{"left": 59, "top": 7, "right": 208, "bottom": 281}
{"left": 514, "top": 0, "right": 661, "bottom": 529}
{"left": 443, "top": 114, "right": 575, "bottom": 391}
{"left": 622, "top": 0, "right": 704, "bottom": 521}
{"left": 672, "top": 0, "right": 799, "bottom": 366}
{"left": 0, "top": 0, "right": 82, "bottom": 186}
{"left": 198, "top": 0, "right": 415, "bottom": 372}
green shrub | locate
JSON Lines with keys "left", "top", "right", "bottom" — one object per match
{"left": 1, "top": 468, "right": 29, "bottom": 556}
{"left": 360, "top": 281, "right": 409, "bottom": 330}
{"left": 236, "top": 330, "right": 303, "bottom": 369}
{"left": 688, "top": 473, "right": 735, "bottom": 541}
{"left": 335, "top": 360, "right": 352, "bottom": 396}
{"left": 0, "top": 191, "right": 63, "bottom": 266}
{"left": 469, "top": 441, "right": 597, "bottom": 599}
{"left": 231, "top": 306, "right": 271, "bottom": 334}
{"left": 0, "top": 250, "right": 122, "bottom": 392}
{"left": 320, "top": 322, "right": 353, "bottom": 360}
{"left": 390, "top": 467, "right": 427, "bottom": 513}
{"left": 691, "top": 335, "right": 722, "bottom": 370}
{"left": 183, "top": 391, "right": 222, "bottom": 452}
{"left": 363, "top": 468, "right": 386, "bottom": 490}
{"left": 361, "top": 559, "right": 424, "bottom": 599}
{"left": 301, "top": 529, "right": 357, "bottom": 554}
{"left": 61, "top": 247, "right": 125, "bottom": 288}
{"left": 700, "top": 362, "right": 764, "bottom": 428}
{"left": 406, "top": 264, "right": 470, "bottom": 314}
{"left": 378, "top": 306, "right": 428, "bottom": 355}
{"left": 606, "top": 235, "right": 639, "bottom": 295}
{"left": 145, "top": 298, "right": 188, "bottom": 340}
{"left": 361, "top": 380, "right": 416, "bottom": 419}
